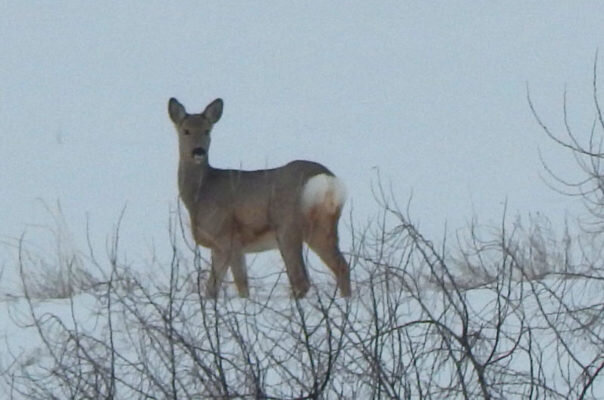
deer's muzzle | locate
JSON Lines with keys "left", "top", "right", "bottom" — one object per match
{"left": 192, "top": 147, "right": 207, "bottom": 163}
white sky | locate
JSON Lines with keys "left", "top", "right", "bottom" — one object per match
{"left": 2, "top": 2, "right": 604, "bottom": 266}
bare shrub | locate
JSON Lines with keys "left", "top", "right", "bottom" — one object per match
{"left": 9, "top": 203, "right": 100, "bottom": 300}
{"left": 4, "top": 187, "right": 603, "bottom": 399}
{"left": 529, "top": 53, "right": 604, "bottom": 234}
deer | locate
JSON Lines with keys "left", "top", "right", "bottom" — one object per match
{"left": 168, "top": 97, "right": 351, "bottom": 299}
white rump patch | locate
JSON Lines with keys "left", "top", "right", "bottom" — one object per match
{"left": 300, "top": 174, "right": 347, "bottom": 214}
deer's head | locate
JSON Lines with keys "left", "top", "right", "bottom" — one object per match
{"left": 168, "top": 98, "right": 223, "bottom": 164}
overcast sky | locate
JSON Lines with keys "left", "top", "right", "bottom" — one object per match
{"left": 2, "top": 2, "right": 604, "bottom": 268}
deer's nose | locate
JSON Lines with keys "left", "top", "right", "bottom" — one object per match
{"left": 192, "top": 148, "right": 207, "bottom": 158}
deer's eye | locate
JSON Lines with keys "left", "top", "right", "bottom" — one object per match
{"left": 183, "top": 129, "right": 190, "bottom": 136}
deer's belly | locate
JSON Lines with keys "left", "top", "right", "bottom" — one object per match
{"left": 193, "top": 229, "right": 218, "bottom": 248}
{"left": 242, "top": 230, "right": 278, "bottom": 253}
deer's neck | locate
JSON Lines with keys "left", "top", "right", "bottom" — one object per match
{"left": 178, "top": 160, "right": 211, "bottom": 212}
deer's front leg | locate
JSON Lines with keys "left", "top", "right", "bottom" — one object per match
{"left": 206, "top": 248, "right": 230, "bottom": 298}
{"left": 229, "top": 243, "right": 249, "bottom": 298}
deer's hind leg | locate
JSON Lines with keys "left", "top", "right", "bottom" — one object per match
{"left": 305, "top": 208, "right": 351, "bottom": 297}
{"left": 275, "top": 223, "right": 311, "bottom": 298}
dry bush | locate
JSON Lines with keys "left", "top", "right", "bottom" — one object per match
{"left": 4, "top": 189, "right": 603, "bottom": 399}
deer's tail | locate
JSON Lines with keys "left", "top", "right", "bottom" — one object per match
{"left": 300, "top": 174, "right": 347, "bottom": 215}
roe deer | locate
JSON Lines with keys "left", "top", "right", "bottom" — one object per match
{"left": 168, "top": 97, "right": 351, "bottom": 298}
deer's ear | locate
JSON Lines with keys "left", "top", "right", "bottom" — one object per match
{"left": 203, "top": 98, "right": 223, "bottom": 124}
{"left": 168, "top": 98, "right": 187, "bottom": 124}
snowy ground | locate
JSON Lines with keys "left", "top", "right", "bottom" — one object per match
{"left": 1, "top": 209, "right": 602, "bottom": 399}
